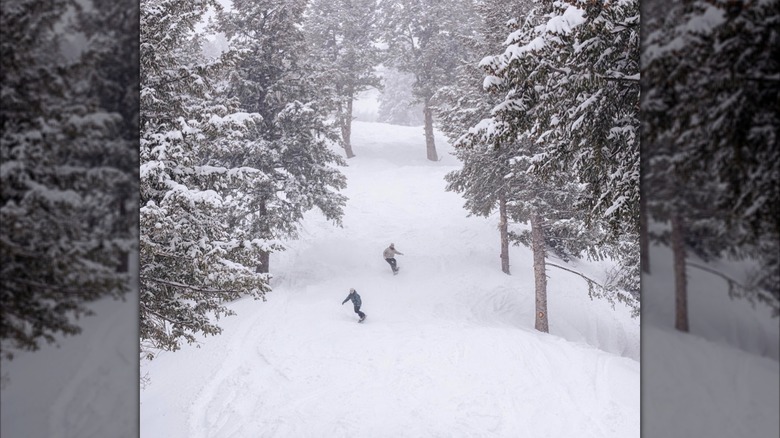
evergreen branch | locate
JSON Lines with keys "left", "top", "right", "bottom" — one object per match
{"left": 539, "top": 61, "right": 639, "bottom": 84}
{"left": 141, "top": 306, "right": 189, "bottom": 327}
{"left": 602, "top": 75, "right": 640, "bottom": 83}
{"left": 611, "top": 22, "right": 639, "bottom": 33}
{"left": 741, "top": 76, "right": 780, "bottom": 83}
{"left": 144, "top": 70, "right": 202, "bottom": 89}
{"left": 6, "top": 278, "right": 121, "bottom": 296}
{"left": 141, "top": 276, "right": 242, "bottom": 294}
{"left": 539, "top": 61, "right": 569, "bottom": 76}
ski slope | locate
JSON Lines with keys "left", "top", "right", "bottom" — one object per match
{"left": 140, "top": 121, "right": 641, "bottom": 438}
{"left": 1, "top": 288, "right": 139, "bottom": 438}
{"left": 642, "top": 241, "right": 779, "bottom": 438}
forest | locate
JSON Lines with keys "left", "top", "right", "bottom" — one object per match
{"left": 0, "top": 0, "right": 777, "bottom": 436}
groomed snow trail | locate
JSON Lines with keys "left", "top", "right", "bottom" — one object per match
{"left": 140, "top": 121, "right": 640, "bottom": 438}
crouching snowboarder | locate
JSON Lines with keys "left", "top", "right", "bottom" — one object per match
{"left": 342, "top": 288, "right": 366, "bottom": 323}
{"left": 383, "top": 243, "right": 403, "bottom": 275}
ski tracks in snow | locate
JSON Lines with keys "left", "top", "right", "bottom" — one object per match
{"left": 186, "top": 299, "right": 281, "bottom": 438}
{"left": 48, "top": 296, "right": 137, "bottom": 438}
{"left": 143, "top": 122, "right": 640, "bottom": 437}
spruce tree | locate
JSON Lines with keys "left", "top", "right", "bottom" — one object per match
{"left": 457, "top": 1, "right": 641, "bottom": 328}
{"left": 379, "top": 0, "right": 478, "bottom": 161}
{"left": 438, "top": 0, "right": 532, "bottom": 274}
{"left": 1, "top": 0, "right": 137, "bottom": 360}
{"left": 304, "top": 0, "right": 382, "bottom": 158}
{"left": 643, "top": 0, "right": 780, "bottom": 320}
{"left": 215, "top": 0, "right": 348, "bottom": 274}
{"left": 377, "top": 68, "right": 423, "bottom": 126}
{"left": 75, "top": 0, "right": 141, "bottom": 274}
{"left": 140, "top": 0, "right": 273, "bottom": 359}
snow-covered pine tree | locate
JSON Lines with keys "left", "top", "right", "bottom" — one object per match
{"left": 304, "top": 0, "right": 383, "bottom": 158}
{"left": 643, "top": 0, "right": 780, "bottom": 320}
{"left": 642, "top": 107, "right": 729, "bottom": 331}
{"left": 379, "top": 0, "right": 478, "bottom": 161}
{"left": 438, "top": 0, "right": 532, "bottom": 275}
{"left": 517, "top": 0, "right": 640, "bottom": 243}
{"left": 1, "top": 0, "right": 137, "bottom": 360}
{"left": 446, "top": 4, "right": 599, "bottom": 329}
{"left": 377, "top": 67, "right": 423, "bottom": 126}
{"left": 215, "top": 0, "right": 348, "bottom": 274}
{"left": 470, "top": 0, "right": 641, "bottom": 326}
{"left": 75, "top": 0, "right": 141, "bottom": 274}
{"left": 466, "top": 124, "right": 597, "bottom": 331}
{"left": 444, "top": 138, "right": 515, "bottom": 273}
{"left": 639, "top": 0, "right": 678, "bottom": 276}
{"left": 140, "top": 0, "right": 274, "bottom": 359}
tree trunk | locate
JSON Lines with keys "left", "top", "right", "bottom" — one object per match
{"left": 341, "top": 94, "right": 355, "bottom": 159}
{"left": 256, "top": 200, "right": 270, "bottom": 274}
{"left": 117, "top": 196, "right": 129, "bottom": 273}
{"left": 531, "top": 212, "right": 548, "bottom": 333}
{"left": 256, "top": 250, "right": 270, "bottom": 274}
{"left": 423, "top": 97, "right": 438, "bottom": 161}
{"left": 640, "top": 188, "right": 650, "bottom": 274}
{"left": 671, "top": 214, "right": 688, "bottom": 332}
{"left": 499, "top": 191, "right": 510, "bottom": 275}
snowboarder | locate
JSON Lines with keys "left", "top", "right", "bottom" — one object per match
{"left": 342, "top": 288, "right": 366, "bottom": 322}
{"left": 383, "top": 243, "right": 403, "bottom": 275}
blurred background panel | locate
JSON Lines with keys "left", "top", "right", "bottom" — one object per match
{"left": 641, "top": 0, "right": 779, "bottom": 437}
{"left": 1, "top": 0, "right": 139, "bottom": 436}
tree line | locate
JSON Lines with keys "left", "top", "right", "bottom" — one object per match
{"left": 2, "top": 0, "right": 775, "bottom": 366}
{"left": 642, "top": 0, "right": 779, "bottom": 329}
{"left": 142, "top": 0, "right": 643, "bottom": 355}
{"left": 1, "top": 0, "right": 138, "bottom": 361}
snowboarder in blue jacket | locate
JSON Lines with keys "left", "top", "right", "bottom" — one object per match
{"left": 342, "top": 288, "right": 366, "bottom": 322}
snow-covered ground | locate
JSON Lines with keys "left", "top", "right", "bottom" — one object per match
{"left": 3, "top": 120, "right": 776, "bottom": 438}
{"left": 642, "top": 242, "right": 779, "bottom": 438}
{"left": 1, "top": 289, "right": 139, "bottom": 438}
{"left": 140, "top": 121, "right": 641, "bottom": 437}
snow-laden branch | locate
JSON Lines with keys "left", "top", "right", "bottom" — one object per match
{"left": 141, "top": 276, "right": 243, "bottom": 294}
{"left": 602, "top": 73, "right": 640, "bottom": 83}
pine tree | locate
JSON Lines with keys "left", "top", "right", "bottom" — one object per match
{"left": 304, "top": 0, "right": 382, "bottom": 158}
{"left": 438, "top": 0, "right": 532, "bottom": 275}
{"left": 377, "top": 67, "right": 423, "bottom": 126}
{"left": 379, "top": 0, "right": 478, "bottom": 161}
{"left": 215, "top": 0, "right": 348, "bottom": 274}
{"left": 643, "top": 0, "right": 780, "bottom": 321}
{"left": 75, "top": 0, "right": 141, "bottom": 274}
{"left": 523, "top": 0, "right": 641, "bottom": 242}
{"left": 140, "top": 0, "right": 274, "bottom": 359}
{"left": 444, "top": 138, "right": 515, "bottom": 273}
{"left": 1, "top": 0, "right": 136, "bottom": 360}
{"left": 453, "top": 76, "right": 598, "bottom": 331}
{"left": 507, "top": 135, "right": 591, "bottom": 331}
{"left": 460, "top": 0, "right": 641, "bottom": 329}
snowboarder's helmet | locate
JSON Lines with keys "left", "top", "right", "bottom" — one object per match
{"left": 350, "top": 288, "right": 356, "bottom": 293}
{"left": 390, "top": 243, "right": 394, "bottom": 248}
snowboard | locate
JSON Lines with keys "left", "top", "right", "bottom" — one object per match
{"left": 358, "top": 315, "right": 367, "bottom": 323}
{"left": 393, "top": 266, "right": 400, "bottom": 275}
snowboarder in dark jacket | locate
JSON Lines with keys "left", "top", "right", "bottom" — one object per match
{"left": 342, "top": 288, "right": 366, "bottom": 322}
